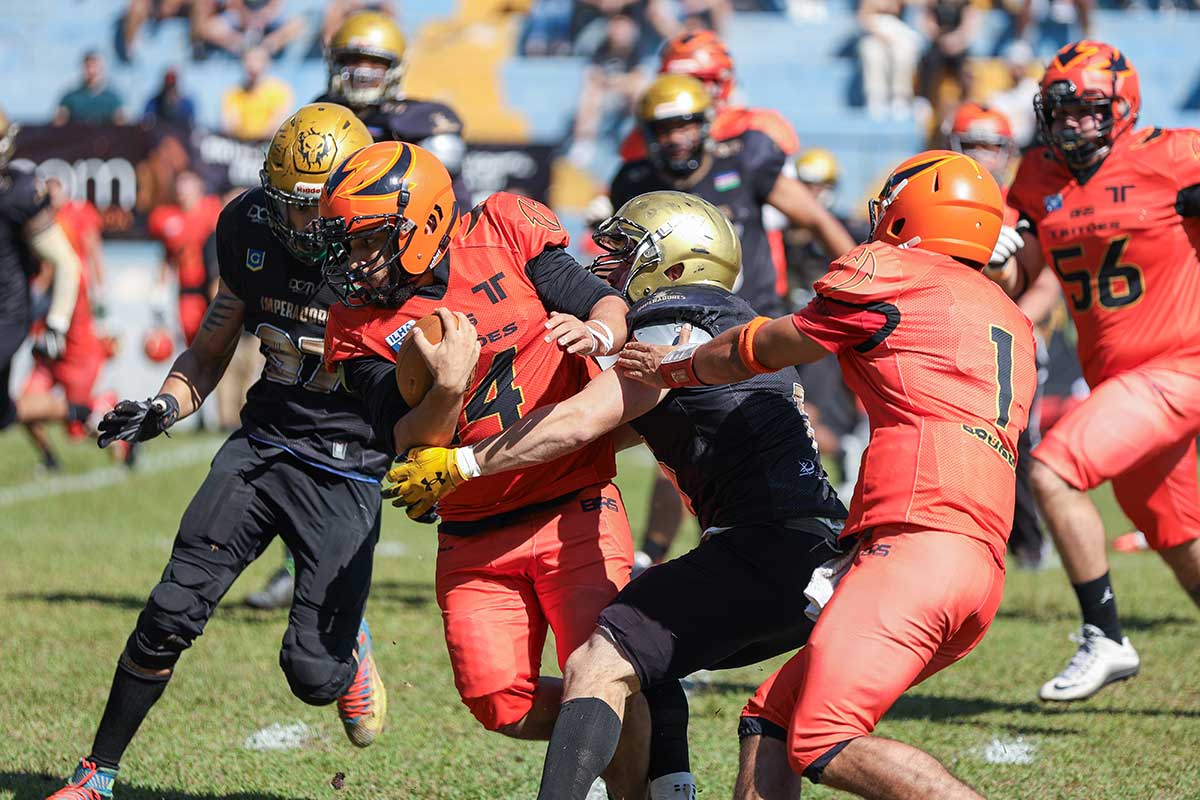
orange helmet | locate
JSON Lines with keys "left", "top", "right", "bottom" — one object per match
{"left": 948, "top": 103, "right": 1014, "bottom": 149}
{"left": 1035, "top": 40, "right": 1140, "bottom": 168}
{"left": 868, "top": 150, "right": 1003, "bottom": 267}
{"left": 659, "top": 30, "right": 735, "bottom": 104}
{"left": 318, "top": 141, "right": 459, "bottom": 307}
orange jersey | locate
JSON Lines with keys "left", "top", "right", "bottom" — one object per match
{"left": 619, "top": 105, "right": 800, "bottom": 163}
{"left": 1008, "top": 128, "right": 1200, "bottom": 383}
{"left": 1000, "top": 186, "right": 1019, "bottom": 227}
{"left": 148, "top": 196, "right": 222, "bottom": 291}
{"left": 791, "top": 242, "right": 1037, "bottom": 560}
{"left": 325, "top": 192, "right": 617, "bottom": 521}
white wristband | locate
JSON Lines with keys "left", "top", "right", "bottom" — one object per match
{"left": 455, "top": 445, "right": 482, "bottom": 479}
{"left": 586, "top": 320, "right": 615, "bottom": 355}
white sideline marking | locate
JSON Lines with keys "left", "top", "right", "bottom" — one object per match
{"left": 243, "top": 721, "right": 314, "bottom": 751}
{"left": 375, "top": 541, "right": 408, "bottom": 558}
{"left": 982, "top": 735, "right": 1036, "bottom": 764}
{"left": 0, "top": 440, "right": 219, "bottom": 508}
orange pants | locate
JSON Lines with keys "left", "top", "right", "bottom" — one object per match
{"left": 1034, "top": 360, "right": 1200, "bottom": 551}
{"left": 741, "top": 528, "right": 1004, "bottom": 780}
{"left": 435, "top": 482, "right": 633, "bottom": 730}
{"left": 24, "top": 346, "right": 104, "bottom": 407}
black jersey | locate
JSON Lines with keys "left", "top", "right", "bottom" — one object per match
{"left": 624, "top": 284, "right": 846, "bottom": 531}
{"left": 0, "top": 167, "right": 48, "bottom": 327}
{"left": 611, "top": 130, "right": 787, "bottom": 317}
{"left": 314, "top": 93, "right": 469, "bottom": 204}
{"left": 215, "top": 188, "right": 390, "bottom": 481}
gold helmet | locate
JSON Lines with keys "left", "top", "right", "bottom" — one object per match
{"left": 327, "top": 11, "right": 407, "bottom": 108}
{"left": 592, "top": 190, "right": 741, "bottom": 301}
{"left": 261, "top": 103, "right": 373, "bottom": 262}
{"left": 637, "top": 74, "right": 713, "bottom": 176}
{"left": 0, "top": 106, "right": 18, "bottom": 170}
{"left": 794, "top": 148, "right": 839, "bottom": 209}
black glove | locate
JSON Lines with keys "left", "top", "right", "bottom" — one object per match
{"left": 97, "top": 394, "right": 180, "bottom": 449}
{"left": 32, "top": 327, "right": 67, "bottom": 361}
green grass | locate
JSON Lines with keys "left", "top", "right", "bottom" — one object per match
{"left": 1, "top": 429, "right": 1197, "bottom": 799}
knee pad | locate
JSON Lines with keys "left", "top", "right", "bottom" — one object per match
{"left": 463, "top": 686, "right": 536, "bottom": 732}
{"left": 279, "top": 627, "right": 356, "bottom": 706}
{"left": 126, "top": 563, "right": 216, "bottom": 671}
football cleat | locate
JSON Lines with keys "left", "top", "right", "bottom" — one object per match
{"left": 46, "top": 759, "right": 116, "bottom": 799}
{"left": 337, "top": 619, "right": 387, "bottom": 747}
{"left": 1112, "top": 530, "right": 1149, "bottom": 553}
{"left": 1038, "top": 624, "right": 1139, "bottom": 701}
{"left": 245, "top": 566, "right": 294, "bottom": 610}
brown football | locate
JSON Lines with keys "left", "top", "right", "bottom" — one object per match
{"left": 395, "top": 313, "right": 450, "bottom": 406}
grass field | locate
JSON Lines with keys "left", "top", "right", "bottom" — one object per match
{"left": 1, "top": 428, "right": 1197, "bottom": 800}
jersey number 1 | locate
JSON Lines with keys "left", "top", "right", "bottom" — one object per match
{"left": 989, "top": 325, "right": 1014, "bottom": 429}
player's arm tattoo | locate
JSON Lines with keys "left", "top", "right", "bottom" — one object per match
{"left": 159, "top": 282, "right": 246, "bottom": 417}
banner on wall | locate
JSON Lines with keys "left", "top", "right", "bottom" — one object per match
{"left": 12, "top": 124, "right": 557, "bottom": 238}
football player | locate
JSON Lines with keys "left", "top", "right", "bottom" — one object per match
{"left": 318, "top": 141, "right": 658, "bottom": 797}
{"left": 948, "top": 101, "right": 1055, "bottom": 569}
{"left": 612, "top": 74, "right": 854, "bottom": 320}
{"left": 618, "top": 30, "right": 800, "bottom": 163}
{"left": 619, "top": 151, "right": 1037, "bottom": 800}
{"left": 991, "top": 41, "right": 1200, "bottom": 700}
{"left": 47, "top": 105, "right": 391, "bottom": 800}
{"left": 0, "top": 107, "right": 96, "bottom": 443}
{"left": 319, "top": 10, "right": 467, "bottom": 206}
{"left": 384, "top": 191, "right": 850, "bottom": 800}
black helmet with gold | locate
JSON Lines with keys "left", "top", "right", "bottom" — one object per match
{"left": 637, "top": 74, "right": 713, "bottom": 176}
{"left": 261, "top": 103, "right": 373, "bottom": 263}
{"left": 592, "top": 190, "right": 741, "bottom": 301}
{"left": 326, "top": 11, "right": 407, "bottom": 109}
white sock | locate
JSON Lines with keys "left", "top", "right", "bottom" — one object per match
{"left": 650, "top": 772, "right": 697, "bottom": 800}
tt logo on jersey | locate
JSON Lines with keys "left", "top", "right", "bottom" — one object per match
{"left": 246, "top": 248, "right": 266, "bottom": 271}
{"left": 1044, "top": 194, "right": 1064, "bottom": 213}
{"left": 385, "top": 320, "right": 417, "bottom": 352}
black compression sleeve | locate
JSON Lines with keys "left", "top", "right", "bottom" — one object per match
{"left": 525, "top": 246, "right": 622, "bottom": 317}
{"left": 340, "top": 356, "right": 411, "bottom": 446}
{"left": 1177, "top": 183, "right": 1200, "bottom": 218}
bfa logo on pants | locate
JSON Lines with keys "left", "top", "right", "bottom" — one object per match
{"left": 246, "top": 248, "right": 266, "bottom": 271}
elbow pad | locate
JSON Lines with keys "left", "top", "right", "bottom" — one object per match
{"left": 1176, "top": 183, "right": 1200, "bottom": 218}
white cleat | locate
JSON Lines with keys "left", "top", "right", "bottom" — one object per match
{"left": 1038, "top": 624, "right": 1140, "bottom": 701}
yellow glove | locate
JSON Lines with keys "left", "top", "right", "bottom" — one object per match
{"left": 382, "top": 446, "right": 476, "bottom": 521}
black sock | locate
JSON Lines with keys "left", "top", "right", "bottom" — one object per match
{"left": 88, "top": 657, "right": 172, "bottom": 770}
{"left": 642, "top": 537, "right": 669, "bottom": 564}
{"left": 643, "top": 680, "right": 690, "bottom": 780}
{"left": 1073, "top": 571, "right": 1123, "bottom": 642}
{"left": 537, "top": 697, "right": 622, "bottom": 800}
{"left": 67, "top": 403, "right": 91, "bottom": 424}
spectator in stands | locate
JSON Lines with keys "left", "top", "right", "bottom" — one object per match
{"left": 520, "top": 0, "right": 574, "bottom": 56}
{"left": 143, "top": 68, "right": 196, "bottom": 129}
{"left": 678, "top": 0, "right": 733, "bottom": 34}
{"left": 193, "top": 0, "right": 306, "bottom": 58}
{"left": 119, "top": 0, "right": 193, "bottom": 63}
{"left": 1015, "top": 0, "right": 1091, "bottom": 58}
{"left": 220, "top": 46, "right": 293, "bottom": 141}
{"left": 567, "top": 13, "right": 649, "bottom": 167}
{"left": 857, "top": 0, "right": 922, "bottom": 120}
{"left": 571, "top": 0, "right": 676, "bottom": 57}
{"left": 985, "top": 39, "right": 1040, "bottom": 148}
{"left": 917, "top": 0, "right": 982, "bottom": 121}
{"left": 54, "top": 52, "right": 125, "bottom": 126}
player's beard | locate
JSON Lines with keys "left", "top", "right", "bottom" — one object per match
{"left": 381, "top": 266, "right": 422, "bottom": 308}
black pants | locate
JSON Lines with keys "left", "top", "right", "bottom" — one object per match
{"left": 126, "top": 431, "right": 382, "bottom": 705}
{"left": 598, "top": 519, "right": 845, "bottom": 688}
{"left": 0, "top": 320, "right": 29, "bottom": 429}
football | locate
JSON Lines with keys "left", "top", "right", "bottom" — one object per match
{"left": 395, "top": 312, "right": 455, "bottom": 406}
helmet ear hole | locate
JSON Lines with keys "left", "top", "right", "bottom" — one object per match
{"left": 889, "top": 218, "right": 906, "bottom": 237}
{"left": 665, "top": 263, "right": 686, "bottom": 281}
{"left": 931, "top": 170, "right": 941, "bottom": 192}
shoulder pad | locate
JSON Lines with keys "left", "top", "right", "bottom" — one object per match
{"left": 628, "top": 284, "right": 757, "bottom": 337}
{"left": 813, "top": 242, "right": 940, "bottom": 304}
{"left": 474, "top": 192, "right": 569, "bottom": 258}
{"left": 724, "top": 108, "right": 799, "bottom": 155}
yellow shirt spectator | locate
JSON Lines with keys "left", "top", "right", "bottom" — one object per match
{"left": 221, "top": 47, "right": 294, "bottom": 141}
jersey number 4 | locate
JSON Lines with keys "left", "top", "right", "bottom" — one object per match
{"left": 463, "top": 346, "right": 525, "bottom": 429}
{"left": 1051, "top": 236, "right": 1144, "bottom": 312}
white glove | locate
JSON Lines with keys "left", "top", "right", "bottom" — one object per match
{"left": 990, "top": 225, "right": 1024, "bottom": 267}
